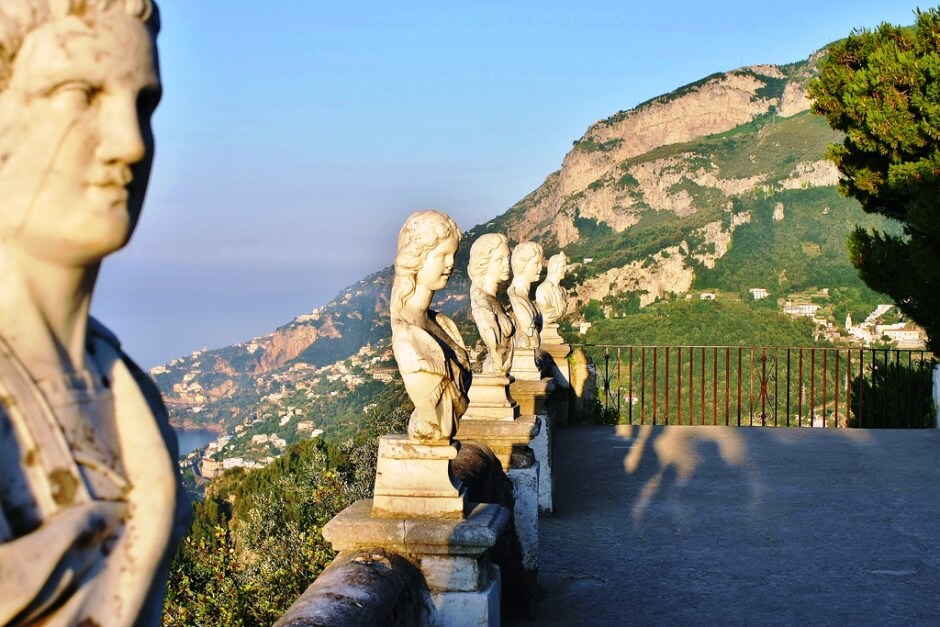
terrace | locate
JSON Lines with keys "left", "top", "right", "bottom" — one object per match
{"left": 280, "top": 345, "right": 939, "bottom": 625}
{"left": 513, "top": 424, "right": 940, "bottom": 625}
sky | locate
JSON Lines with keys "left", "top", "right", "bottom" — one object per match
{"left": 90, "top": 1, "right": 923, "bottom": 368}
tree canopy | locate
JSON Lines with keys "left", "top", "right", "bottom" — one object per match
{"left": 809, "top": 8, "right": 940, "bottom": 352}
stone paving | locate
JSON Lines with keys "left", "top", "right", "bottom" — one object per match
{"left": 509, "top": 425, "right": 940, "bottom": 626}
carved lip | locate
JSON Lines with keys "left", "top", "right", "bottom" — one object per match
{"left": 87, "top": 167, "right": 133, "bottom": 188}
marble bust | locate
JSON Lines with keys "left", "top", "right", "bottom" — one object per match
{"left": 468, "top": 233, "right": 514, "bottom": 376}
{"left": 535, "top": 252, "right": 569, "bottom": 325}
{"left": 0, "top": 2, "right": 187, "bottom": 625}
{"left": 390, "top": 210, "right": 472, "bottom": 444}
{"left": 507, "top": 241, "right": 544, "bottom": 350}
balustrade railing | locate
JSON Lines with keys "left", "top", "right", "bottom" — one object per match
{"left": 576, "top": 345, "right": 935, "bottom": 428}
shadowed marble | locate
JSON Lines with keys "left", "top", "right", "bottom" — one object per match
{"left": 0, "top": 2, "right": 188, "bottom": 625}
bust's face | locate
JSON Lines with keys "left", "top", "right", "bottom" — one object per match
{"left": 524, "top": 253, "right": 543, "bottom": 283}
{"left": 0, "top": 8, "right": 160, "bottom": 266}
{"left": 487, "top": 242, "right": 510, "bottom": 283}
{"left": 416, "top": 236, "right": 458, "bottom": 292}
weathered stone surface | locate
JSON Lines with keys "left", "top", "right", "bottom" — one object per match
{"left": 511, "top": 347, "right": 543, "bottom": 381}
{"left": 451, "top": 441, "right": 513, "bottom": 506}
{"left": 324, "top": 500, "right": 510, "bottom": 557}
{"left": 507, "top": 464, "right": 540, "bottom": 571}
{"left": 429, "top": 566, "right": 501, "bottom": 627}
{"left": 274, "top": 549, "right": 427, "bottom": 627}
{"left": 510, "top": 377, "right": 554, "bottom": 416}
{"left": 456, "top": 415, "right": 540, "bottom": 472}
{"left": 530, "top": 413, "right": 555, "bottom": 513}
{"left": 569, "top": 348, "right": 598, "bottom": 423}
{"left": 372, "top": 435, "right": 466, "bottom": 519}
{"left": 464, "top": 373, "right": 520, "bottom": 421}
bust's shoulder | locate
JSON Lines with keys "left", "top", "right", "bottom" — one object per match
{"left": 393, "top": 321, "right": 445, "bottom": 375}
{"left": 429, "top": 310, "right": 463, "bottom": 345}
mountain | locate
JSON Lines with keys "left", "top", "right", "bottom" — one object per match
{"left": 155, "top": 47, "right": 894, "bottom": 444}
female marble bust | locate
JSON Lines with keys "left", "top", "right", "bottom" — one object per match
{"left": 535, "top": 252, "right": 569, "bottom": 324}
{"left": 468, "top": 233, "right": 514, "bottom": 376}
{"left": 507, "top": 241, "right": 544, "bottom": 350}
{"left": 0, "top": 2, "right": 187, "bottom": 624}
{"left": 390, "top": 211, "right": 472, "bottom": 443}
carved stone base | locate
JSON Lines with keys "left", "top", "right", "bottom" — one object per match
{"left": 509, "top": 377, "right": 555, "bottom": 416}
{"left": 464, "top": 373, "right": 520, "bottom": 421}
{"left": 372, "top": 435, "right": 467, "bottom": 519}
{"left": 323, "top": 498, "right": 510, "bottom": 625}
{"left": 510, "top": 347, "right": 542, "bottom": 381}
{"left": 456, "top": 414, "right": 540, "bottom": 472}
{"left": 541, "top": 342, "right": 572, "bottom": 389}
{"left": 540, "top": 321, "right": 565, "bottom": 346}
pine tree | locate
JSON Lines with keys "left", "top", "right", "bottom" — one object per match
{"left": 809, "top": 9, "right": 940, "bottom": 352}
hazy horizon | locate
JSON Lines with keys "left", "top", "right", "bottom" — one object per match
{"left": 91, "top": 1, "right": 920, "bottom": 368}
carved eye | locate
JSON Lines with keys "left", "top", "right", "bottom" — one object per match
{"left": 49, "top": 81, "right": 96, "bottom": 110}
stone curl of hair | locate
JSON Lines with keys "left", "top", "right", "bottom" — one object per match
{"left": 467, "top": 233, "right": 509, "bottom": 284}
{"left": 510, "top": 241, "right": 543, "bottom": 277}
{"left": 390, "top": 210, "right": 461, "bottom": 321}
{"left": 0, "top": 0, "right": 157, "bottom": 91}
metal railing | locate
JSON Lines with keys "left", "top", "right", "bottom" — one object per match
{"left": 576, "top": 345, "right": 936, "bottom": 428}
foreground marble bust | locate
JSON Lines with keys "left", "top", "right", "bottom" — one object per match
{"left": 0, "top": 2, "right": 187, "bottom": 624}
{"left": 390, "top": 210, "right": 472, "bottom": 443}
{"left": 468, "top": 233, "right": 514, "bottom": 376}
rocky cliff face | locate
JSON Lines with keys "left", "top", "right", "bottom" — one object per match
{"left": 502, "top": 62, "right": 814, "bottom": 247}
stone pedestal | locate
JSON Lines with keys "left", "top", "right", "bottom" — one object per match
{"left": 510, "top": 377, "right": 556, "bottom": 514}
{"left": 456, "top": 414, "right": 540, "bottom": 473}
{"left": 372, "top": 435, "right": 467, "bottom": 519}
{"left": 460, "top": 373, "right": 540, "bottom": 472}
{"left": 508, "top": 459, "right": 539, "bottom": 572}
{"left": 510, "top": 347, "right": 542, "bottom": 381}
{"left": 539, "top": 321, "right": 564, "bottom": 346}
{"left": 465, "top": 373, "right": 520, "bottom": 421}
{"left": 323, "top": 499, "right": 510, "bottom": 627}
{"left": 541, "top": 341, "right": 571, "bottom": 389}
{"left": 509, "top": 377, "right": 554, "bottom": 417}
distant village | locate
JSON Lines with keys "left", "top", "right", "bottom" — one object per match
{"left": 689, "top": 287, "right": 923, "bottom": 348}
{"left": 174, "top": 285, "right": 925, "bottom": 482}
{"left": 171, "top": 337, "right": 393, "bottom": 481}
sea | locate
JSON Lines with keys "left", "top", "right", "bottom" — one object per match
{"left": 173, "top": 427, "right": 218, "bottom": 458}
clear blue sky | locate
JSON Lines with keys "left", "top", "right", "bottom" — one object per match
{"left": 92, "top": 1, "right": 923, "bottom": 368}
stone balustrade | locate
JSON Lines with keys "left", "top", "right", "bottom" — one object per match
{"left": 277, "top": 356, "right": 567, "bottom": 625}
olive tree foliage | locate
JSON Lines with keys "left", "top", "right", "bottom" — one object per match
{"left": 163, "top": 408, "right": 409, "bottom": 626}
{"left": 809, "top": 8, "right": 940, "bottom": 352}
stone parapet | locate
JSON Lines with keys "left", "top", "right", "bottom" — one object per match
{"left": 323, "top": 499, "right": 510, "bottom": 625}
{"left": 273, "top": 548, "right": 426, "bottom": 627}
